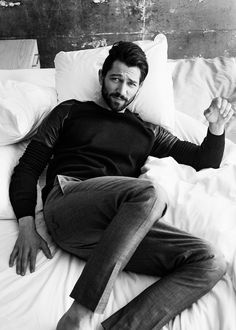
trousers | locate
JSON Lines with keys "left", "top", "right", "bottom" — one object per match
{"left": 43, "top": 175, "right": 226, "bottom": 330}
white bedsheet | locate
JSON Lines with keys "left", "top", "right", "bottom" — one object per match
{"left": 1, "top": 217, "right": 236, "bottom": 330}
{"left": 0, "top": 111, "right": 236, "bottom": 330}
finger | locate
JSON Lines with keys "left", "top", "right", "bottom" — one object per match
{"left": 21, "top": 251, "right": 30, "bottom": 276}
{"left": 41, "top": 241, "right": 53, "bottom": 259}
{"left": 224, "top": 109, "right": 234, "bottom": 122}
{"left": 214, "top": 97, "right": 223, "bottom": 109}
{"left": 29, "top": 251, "right": 37, "bottom": 273}
{"left": 204, "top": 107, "right": 215, "bottom": 120}
{"left": 204, "top": 107, "right": 212, "bottom": 117}
{"left": 9, "top": 246, "right": 18, "bottom": 267}
{"left": 16, "top": 252, "right": 23, "bottom": 275}
{"left": 221, "top": 102, "right": 232, "bottom": 117}
{"left": 219, "top": 98, "right": 230, "bottom": 114}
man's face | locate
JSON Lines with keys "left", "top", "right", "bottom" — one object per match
{"left": 100, "top": 60, "right": 142, "bottom": 112}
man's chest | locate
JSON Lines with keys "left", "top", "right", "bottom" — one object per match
{"left": 58, "top": 114, "right": 155, "bottom": 158}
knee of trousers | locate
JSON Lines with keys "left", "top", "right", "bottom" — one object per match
{"left": 139, "top": 179, "right": 168, "bottom": 215}
{"left": 191, "top": 243, "right": 227, "bottom": 286}
{"left": 208, "top": 246, "right": 226, "bottom": 278}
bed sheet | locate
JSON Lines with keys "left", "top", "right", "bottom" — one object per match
{"left": 0, "top": 111, "right": 236, "bottom": 330}
{"left": 1, "top": 213, "right": 236, "bottom": 330}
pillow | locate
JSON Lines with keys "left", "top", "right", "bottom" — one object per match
{"left": 55, "top": 34, "right": 175, "bottom": 131}
{"left": 0, "top": 142, "right": 43, "bottom": 220}
{"left": 0, "top": 80, "right": 57, "bottom": 145}
{"left": 169, "top": 56, "right": 236, "bottom": 123}
{"left": 0, "top": 68, "right": 56, "bottom": 88}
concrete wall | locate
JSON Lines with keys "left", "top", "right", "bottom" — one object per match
{"left": 0, "top": 0, "right": 236, "bottom": 67}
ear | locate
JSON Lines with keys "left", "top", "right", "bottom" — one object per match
{"left": 137, "top": 81, "right": 143, "bottom": 94}
{"left": 134, "top": 82, "right": 143, "bottom": 98}
{"left": 139, "top": 81, "right": 143, "bottom": 89}
{"left": 98, "top": 69, "right": 103, "bottom": 86}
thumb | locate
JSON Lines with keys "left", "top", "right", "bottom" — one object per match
{"left": 41, "top": 240, "right": 53, "bottom": 259}
{"left": 204, "top": 107, "right": 214, "bottom": 119}
{"left": 204, "top": 108, "right": 211, "bottom": 116}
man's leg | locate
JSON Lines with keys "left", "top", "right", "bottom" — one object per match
{"left": 102, "top": 221, "right": 226, "bottom": 329}
{"left": 44, "top": 175, "right": 167, "bottom": 315}
{"left": 44, "top": 175, "right": 226, "bottom": 330}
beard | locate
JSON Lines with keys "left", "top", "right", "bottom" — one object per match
{"left": 101, "top": 82, "right": 137, "bottom": 113}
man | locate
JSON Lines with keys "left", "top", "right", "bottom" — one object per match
{"left": 9, "top": 41, "right": 233, "bottom": 330}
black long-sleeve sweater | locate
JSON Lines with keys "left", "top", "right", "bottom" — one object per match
{"left": 9, "top": 100, "right": 225, "bottom": 220}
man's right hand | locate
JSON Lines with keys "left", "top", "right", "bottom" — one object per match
{"left": 9, "top": 216, "right": 52, "bottom": 276}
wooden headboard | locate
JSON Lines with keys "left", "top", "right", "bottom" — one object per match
{"left": 0, "top": 0, "right": 235, "bottom": 67}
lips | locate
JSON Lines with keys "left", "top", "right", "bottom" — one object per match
{"left": 111, "top": 95, "right": 126, "bottom": 102}
{"left": 111, "top": 96, "right": 122, "bottom": 103}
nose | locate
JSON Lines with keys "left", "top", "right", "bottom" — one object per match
{"left": 117, "top": 82, "right": 128, "bottom": 97}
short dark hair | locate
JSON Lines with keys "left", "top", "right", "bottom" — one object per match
{"left": 101, "top": 41, "right": 148, "bottom": 84}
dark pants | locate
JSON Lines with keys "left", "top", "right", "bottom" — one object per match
{"left": 44, "top": 175, "right": 226, "bottom": 330}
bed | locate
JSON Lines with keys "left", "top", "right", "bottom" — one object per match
{"left": 0, "top": 34, "right": 236, "bottom": 330}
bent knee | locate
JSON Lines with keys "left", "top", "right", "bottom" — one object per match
{"left": 140, "top": 179, "right": 168, "bottom": 203}
{"left": 208, "top": 246, "right": 227, "bottom": 277}
{"left": 199, "top": 244, "right": 227, "bottom": 285}
{"left": 140, "top": 179, "right": 168, "bottom": 216}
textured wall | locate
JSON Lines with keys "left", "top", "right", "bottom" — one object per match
{"left": 0, "top": 0, "right": 236, "bottom": 67}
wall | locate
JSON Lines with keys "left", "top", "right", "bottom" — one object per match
{"left": 0, "top": 0, "right": 236, "bottom": 67}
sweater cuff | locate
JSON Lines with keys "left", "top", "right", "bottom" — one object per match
{"left": 13, "top": 201, "right": 35, "bottom": 221}
{"left": 206, "top": 128, "right": 225, "bottom": 147}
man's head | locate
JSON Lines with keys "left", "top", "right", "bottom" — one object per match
{"left": 99, "top": 41, "right": 148, "bottom": 112}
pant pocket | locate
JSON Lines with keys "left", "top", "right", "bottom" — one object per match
{"left": 57, "top": 174, "right": 82, "bottom": 194}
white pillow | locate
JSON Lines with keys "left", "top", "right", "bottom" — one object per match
{"left": 55, "top": 34, "right": 175, "bottom": 131}
{"left": 0, "top": 80, "right": 57, "bottom": 145}
{"left": 169, "top": 56, "right": 236, "bottom": 123}
{"left": 0, "top": 142, "right": 43, "bottom": 220}
{"left": 0, "top": 68, "right": 56, "bottom": 88}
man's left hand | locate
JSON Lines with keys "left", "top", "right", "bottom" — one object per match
{"left": 204, "top": 97, "right": 234, "bottom": 135}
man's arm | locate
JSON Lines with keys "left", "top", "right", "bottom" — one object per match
{"left": 9, "top": 101, "right": 72, "bottom": 276}
{"left": 150, "top": 97, "right": 234, "bottom": 171}
{"left": 9, "top": 140, "right": 53, "bottom": 275}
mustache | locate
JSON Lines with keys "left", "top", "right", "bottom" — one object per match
{"left": 110, "top": 93, "right": 128, "bottom": 102}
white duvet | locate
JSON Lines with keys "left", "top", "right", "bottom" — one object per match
{"left": 0, "top": 111, "right": 236, "bottom": 330}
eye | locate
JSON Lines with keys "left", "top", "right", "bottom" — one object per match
{"left": 111, "top": 77, "right": 120, "bottom": 82}
{"left": 128, "top": 81, "right": 137, "bottom": 87}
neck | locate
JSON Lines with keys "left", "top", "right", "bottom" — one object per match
{"left": 95, "top": 95, "right": 110, "bottom": 110}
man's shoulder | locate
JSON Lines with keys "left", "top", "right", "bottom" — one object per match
{"left": 125, "top": 109, "right": 158, "bottom": 134}
{"left": 53, "top": 99, "right": 97, "bottom": 117}
{"left": 58, "top": 99, "right": 84, "bottom": 108}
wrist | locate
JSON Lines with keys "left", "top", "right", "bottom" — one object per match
{"left": 18, "top": 216, "right": 36, "bottom": 231}
{"left": 209, "top": 123, "right": 224, "bottom": 136}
